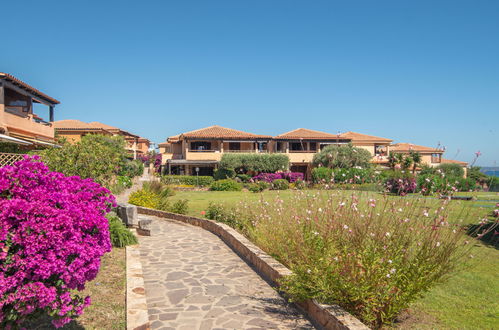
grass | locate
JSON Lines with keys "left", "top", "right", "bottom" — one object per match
{"left": 169, "top": 189, "right": 499, "bottom": 329}
{"left": 25, "top": 248, "right": 126, "bottom": 329}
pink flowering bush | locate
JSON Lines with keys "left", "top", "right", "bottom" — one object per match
{"left": 252, "top": 172, "right": 304, "bottom": 183}
{"left": 207, "top": 192, "right": 472, "bottom": 328}
{"left": 0, "top": 156, "right": 114, "bottom": 328}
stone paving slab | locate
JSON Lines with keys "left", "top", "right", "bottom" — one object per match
{"left": 138, "top": 216, "right": 314, "bottom": 329}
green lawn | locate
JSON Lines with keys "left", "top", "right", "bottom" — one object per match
{"left": 170, "top": 189, "right": 499, "bottom": 329}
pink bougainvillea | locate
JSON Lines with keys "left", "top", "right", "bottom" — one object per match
{"left": 0, "top": 156, "right": 115, "bottom": 328}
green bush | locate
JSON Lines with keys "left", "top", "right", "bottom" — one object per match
{"left": 39, "top": 134, "right": 128, "bottom": 186}
{"left": 236, "top": 174, "right": 251, "bottom": 182}
{"left": 248, "top": 181, "right": 270, "bottom": 193}
{"left": 312, "top": 144, "right": 372, "bottom": 169}
{"left": 161, "top": 175, "right": 214, "bottom": 186}
{"left": 311, "top": 167, "right": 333, "bottom": 183}
{"left": 418, "top": 174, "right": 477, "bottom": 195}
{"left": 169, "top": 199, "right": 189, "bottom": 214}
{"left": 120, "top": 159, "right": 144, "bottom": 178}
{"left": 219, "top": 153, "right": 289, "bottom": 174}
{"left": 0, "top": 142, "right": 24, "bottom": 154}
{"left": 117, "top": 175, "right": 133, "bottom": 189}
{"left": 271, "top": 179, "right": 289, "bottom": 190}
{"left": 437, "top": 163, "right": 465, "bottom": 178}
{"left": 107, "top": 214, "right": 138, "bottom": 247}
{"left": 205, "top": 202, "right": 250, "bottom": 232}
{"left": 291, "top": 179, "right": 306, "bottom": 190}
{"left": 210, "top": 179, "right": 242, "bottom": 191}
{"left": 128, "top": 189, "right": 160, "bottom": 208}
{"left": 213, "top": 168, "right": 236, "bottom": 180}
{"left": 333, "top": 168, "right": 376, "bottom": 184}
{"left": 143, "top": 181, "right": 175, "bottom": 198}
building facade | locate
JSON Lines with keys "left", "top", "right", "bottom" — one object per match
{"left": 53, "top": 120, "right": 150, "bottom": 159}
{"left": 0, "top": 73, "right": 59, "bottom": 147}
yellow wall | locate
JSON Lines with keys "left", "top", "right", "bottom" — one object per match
{"left": 1, "top": 109, "right": 54, "bottom": 140}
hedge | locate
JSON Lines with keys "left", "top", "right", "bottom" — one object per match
{"left": 161, "top": 175, "right": 214, "bottom": 186}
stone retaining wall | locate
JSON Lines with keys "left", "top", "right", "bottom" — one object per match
{"left": 136, "top": 206, "right": 369, "bottom": 330}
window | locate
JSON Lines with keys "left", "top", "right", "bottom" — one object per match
{"left": 190, "top": 141, "right": 211, "bottom": 151}
{"left": 290, "top": 142, "right": 304, "bottom": 151}
{"left": 309, "top": 142, "right": 317, "bottom": 151}
{"left": 257, "top": 142, "right": 268, "bottom": 151}
{"left": 375, "top": 145, "right": 386, "bottom": 156}
{"left": 229, "top": 142, "right": 241, "bottom": 150}
{"left": 431, "top": 153, "right": 441, "bottom": 163}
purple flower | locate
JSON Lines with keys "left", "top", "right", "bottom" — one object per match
{"left": 0, "top": 156, "right": 114, "bottom": 328}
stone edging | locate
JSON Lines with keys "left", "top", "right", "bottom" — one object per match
{"left": 126, "top": 244, "right": 150, "bottom": 330}
{"left": 136, "top": 206, "right": 369, "bottom": 330}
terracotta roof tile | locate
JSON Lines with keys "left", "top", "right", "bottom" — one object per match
{"left": 391, "top": 143, "right": 443, "bottom": 153}
{"left": 181, "top": 125, "right": 271, "bottom": 140}
{"left": 0, "top": 72, "right": 60, "bottom": 104}
{"left": 441, "top": 158, "right": 468, "bottom": 166}
{"left": 53, "top": 120, "right": 108, "bottom": 131}
{"left": 340, "top": 131, "right": 392, "bottom": 142}
{"left": 274, "top": 128, "right": 341, "bottom": 140}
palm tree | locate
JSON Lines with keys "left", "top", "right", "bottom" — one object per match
{"left": 410, "top": 151, "right": 422, "bottom": 174}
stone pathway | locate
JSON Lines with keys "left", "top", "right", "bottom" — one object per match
{"left": 138, "top": 216, "right": 314, "bottom": 330}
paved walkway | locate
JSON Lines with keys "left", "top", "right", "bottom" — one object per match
{"left": 138, "top": 216, "right": 314, "bottom": 330}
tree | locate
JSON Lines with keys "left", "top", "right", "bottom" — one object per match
{"left": 409, "top": 151, "right": 422, "bottom": 174}
{"left": 219, "top": 153, "right": 289, "bottom": 174}
{"left": 437, "top": 163, "right": 465, "bottom": 178}
{"left": 312, "top": 144, "right": 372, "bottom": 169}
{"left": 39, "top": 134, "right": 128, "bottom": 186}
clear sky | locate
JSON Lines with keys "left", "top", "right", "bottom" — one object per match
{"left": 2, "top": 1, "right": 498, "bottom": 166}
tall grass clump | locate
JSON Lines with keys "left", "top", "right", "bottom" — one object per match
{"left": 234, "top": 192, "right": 474, "bottom": 328}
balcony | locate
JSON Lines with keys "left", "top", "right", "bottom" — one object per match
{"left": 1, "top": 109, "right": 54, "bottom": 140}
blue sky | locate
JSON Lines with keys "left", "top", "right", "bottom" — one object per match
{"left": 2, "top": 1, "right": 498, "bottom": 166}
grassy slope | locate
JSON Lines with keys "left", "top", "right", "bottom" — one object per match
{"left": 170, "top": 189, "right": 499, "bottom": 329}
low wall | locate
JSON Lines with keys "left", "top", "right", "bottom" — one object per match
{"left": 136, "top": 206, "right": 369, "bottom": 330}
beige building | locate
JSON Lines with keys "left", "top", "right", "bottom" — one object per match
{"left": 160, "top": 125, "right": 271, "bottom": 176}
{"left": 53, "top": 120, "right": 150, "bottom": 159}
{"left": 158, "top": 126, "right": 468, "bottom": 179}
{"left": 0, "top": 73, "right": 59, "bottom": 147}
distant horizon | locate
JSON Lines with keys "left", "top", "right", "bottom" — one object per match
{"left": 2, "top": 1, "right": 497, "bottom": 166}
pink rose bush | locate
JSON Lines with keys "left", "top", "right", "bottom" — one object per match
{"left": 0, "top": 156, "right": 115, "bottom": 328}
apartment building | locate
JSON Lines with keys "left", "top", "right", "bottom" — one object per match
{"left": 53, "top": 119, "right": 150, "bottom": 158}
{"left": 0, "top": 73, "right": 59, "bottom": 147}
{"left": 159, "top": 126, "right": 403, "bottom": 178}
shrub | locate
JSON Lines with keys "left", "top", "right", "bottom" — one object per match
{"left": 252, "top": 172, "right": 283, "bottom": 183}
{"left": 128, "top": 189, "right": 160, "bottom": 208}
{"left": 107, "top": 214, "right": 138, "bottom": 247}
{"left": 282, "top": 172, "right": 304, "bottom": 183}
{"left": 311, "top": 167, "right": 333, "bottom": 183}
{"left": 143, "top": 181, "right": 175, "bottom": 198}
{"left": 437, "top": 163, "right": 465, "bottom": 178}
{"left": 39, "top": 134, "right": 129, "bottom": 187}
{"left": 418, "top": 174, "right": 477, "bottom": 195}
{"left": 236, "top": 174, "right": 251, "bottom": 182}
{"left": 248, "top": 181, "right": 270, "bottom": 193}
{"left": 252, "top": 172, "right": 304, "bottom": 183}
{"left": 313, "top": 144, "right": 372, "bottom": 169}
{"left": 219, "top": 153, "right": 289, "bottom": 174}
{"left": 120, "top": 159, "right": 144, "bottom": 178}
{"left": 271, "top": 179, "right": 289, "bottom": 190}
{"left": 169, "top": 199, "right": 189, "bottom": 214}
{"left": 0, "top": 141, "right": 24, "bottom": 154}
{"left": 117, "top": 175, "right": 133, "bottom": 189}
{"left": 210, "top": 179, "right": 242, "bottom": 191}
{"left": 384, "top": 170, "right": 417, "bottom": 195}
{"left": 292, "top": 179, "right": 306, "bottom": 190}
{"left": 0, "top": 157, "right": 114, "bottom": 328}
{"left": 238, "top": 192, "right": 470, "bottom": 328}
{"left": 161, "top": 175, "right": 214, "bottom": 186}
{"left": 205, "top": 203, "right": 250, "bottom": 232}
{"left": 333, "top": 168, "right": 375, "bottom": 184}
{"left": 213, "top": 168, "right": 236, "bottom": 180}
